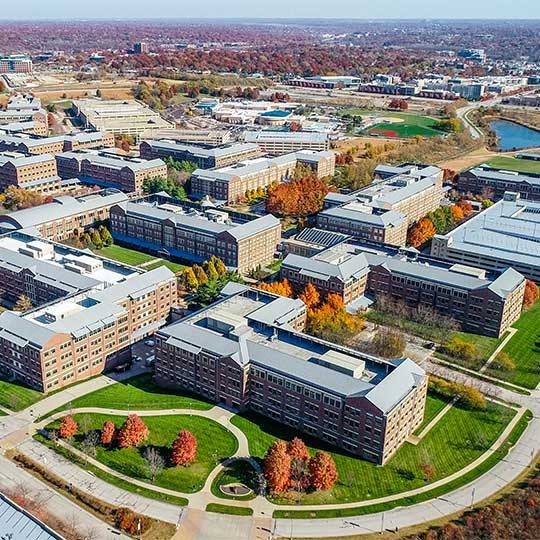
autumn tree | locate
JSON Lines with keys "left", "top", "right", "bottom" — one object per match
{"left": 523, "top": 279, "right": 539, "bottom": 310}
{"left": 298, "top": 283, "right": 321, "bottom": 309}
{"left": 193, "top": 265, "right": 208, "bottom": 286}
{"left": 181, "top": 267, "right": 199, "bottom": 292}
{"left": 59, "top": 415, "right": 78, "bottom": 439}
{"left": 492, "top": 352, "right": 515, "bottom": 372}
{"left": 407, "top": 217, "right": 436, "bottom": 248}
{"left": 171, "top": 430, "right": 198, "bottom": 466}
{"left": 456, "top": 199, "right": 474, "bottom": 216}
{"left": 263, "top": 440, "right": 291, "bottom": 494}
{"left": 309, "top": 451, "right": 338, "bottom": 491}
{"left": 100, "top": 420, "right": 117, "bottom": 445}
{"left": 288, "top": 437, "right": 310, "bottom": 461}
{"left": 450, "top": 204, "right": 464, "bottom": 222}
{"left": 256, "top": 278, "right": 294, "bottom": 297}
{"left": 13, "top": 295, "right": 33, "bottom": 312}
{"left": 370, "top": 327, "right": 406, "bottom": 358}
{"left": 117, "top": 414, "right": 149, "bottom": 449}
{"left": 444, "top": 336, "right": 476, "bottom": 361}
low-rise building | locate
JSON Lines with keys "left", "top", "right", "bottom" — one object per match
{"left": 0, "top": 94, "right": 48, "bottom": 129}
{"left": 56, "top": 151, "right": 167, "bottom": 193}
{"left": 139, "top": 140, "right": 261, "bottom": 169}
{"left": 154, "top": 285, "right": 427, "bottom": 465}
{"left": 431, "top": 191, "right": 540, "bottom": 282}
{"left": 73, "top": 99, "right": 173, "bottom": 137}
{"left": 457, "top": 166, "right": 540, "bottom": 201}
{"left": 0, "top": 152, "right": 61, "bottom": 192}
{"left": 191, "top": 150, "right": 335, "bottom": 203}
{"left": 243, "top": 131, "right": 330, "bottom": 154}
{"left": 140, "top": 129, "right": 232, "bottom": 146}
{"left": 109, "top": 194, "right": 281, "bottom": 273}
{"left": 0, "top": 188, "right": 128, "bottom": 240}
{"left": 0, "top": 233, "right": 177, "bottom": 392}
{"left": 0, "top": 54, "right": 32, "bottom": 73}
{"left": 0, "top": 120, "right": 48, "bottom": 136}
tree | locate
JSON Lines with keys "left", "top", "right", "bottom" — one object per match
{"left": 80, "top": 431, "right": 99, "bottom": 460}
{"left": 181, "top": 267, "right": 199, "bottom": 291}
{"left": 59, "top": 415, "right": 78, "bottom": 439}
{"left": 309, "top": 451, "right": 338, "bottom": 491}
{"left": 143, "top": 447, "right": 165, "bottom": 483}
{"left": 13, "top": 295, "right": 32, "bottom": 312}
{"left": 523, "top": 279, "right": 539, "bottom": 310}
{"left": 193, "top": 265, "right": 208, "bottom": 286}
{"left": 90, "top": 228, "right": 103, "bottom": 250}
{"left": 288, "top": 437, "right": 310, "bottom": 462}
{"left": 421, "top": 459, "right": 436, "bottom": 482}
{"left": 204, "top": 260, "right": 219, "bottom": 281}
{"left": 407, "top": 217, "right": 436, "bottom": 248}
{"left": 212, "top": 257, "right": 227, "bottom": 276}
{"left": 256, "top": 278, "right": 294, "bottom": 297}
{"left": 456, "top": 199, "right": 474, "bottom": 216}
{"left": 263, "top": 440, "right": 291, "bottom": 494}
{"left": 444, "top": 336, "right": 476, "bottom": 361}
{"left": 450, "top": 204, "right": 464, "bottom": 222}
{"left": 98, "top": 225, "right": 113, "bottom": 247}
{"left": 171, "top": 430, "right": 198, "bottom": 466}
{"left": 492, "top": 352, "right": 515, "bottom": 372}
{"left": 298, "top": 283, "right": 321, "bottom": 309}
{"left": 117, "top": 414, "right": 149, "bottom": 448}
{"left": 100, "top": 420, "right": 117, "bottom": 445}
{"left": 370, "top": 327, "right": 406, "bottom": 358}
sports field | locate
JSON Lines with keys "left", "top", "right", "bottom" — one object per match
{"left": 484, "top": 155, "right": 540, "bottom": 174}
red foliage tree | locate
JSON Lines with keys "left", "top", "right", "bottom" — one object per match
{"left": 263, "top": 440, "right": 291, "bottom": 493}
{"left": 171, "top": 430, "right": 198, "bottom": 466}
{"left": 288, "top": 437, "right": 310, "bottom": 461}
{"left": 407, "top": 217, "right": 437, "bottom": 248}
{"left": 117, "top": 414, "right": 149, "bottom": 448}
{"left": 523, "top": 279, "right": 539, "bottom": 310}
{"left": 450, "top": 204, "right": 464, "bottom": 222}
{"left": 59, "top": 415, "right": 78, "bottom": 439}
{"left": 309, "top": 451, "right": 338, "bottom": 491}
{"left": 100, "top": 420, "right": 117, "bottom": 445}
{"left": 456, "top": 199, "right": 474, "bottom": 216}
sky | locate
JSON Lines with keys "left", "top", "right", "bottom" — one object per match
{"left": 3, "top": 0, "right": 540, "bottom": 21}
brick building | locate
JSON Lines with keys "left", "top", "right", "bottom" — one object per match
{"left": 243, "top": 131, "right": 330, "bottom": 154}
{"left": 191, "top": 150, "right": 335, "bottom": 203}
{"left": 109, "top": 195, "right": 281, "bottom": 273}
{"left": 0, "top": 152, "right": 61, "bottom": 192}
{"left": 154, "top": 285, "right": 427, "bottom": 465}
{"left": 55, "top": 151, "right": 167, "bottom": 193}
{"left": 0, "top": 234, "right": 177, "bottom": 392}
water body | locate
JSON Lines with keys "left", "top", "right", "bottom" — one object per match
{"left": 490, "top": 119, "right": 540, "bottom": 151}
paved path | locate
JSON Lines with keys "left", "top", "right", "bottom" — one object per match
{"left": 480, "top": 327, "right": 517, "bottom": 374}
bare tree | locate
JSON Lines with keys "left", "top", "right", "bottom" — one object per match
{"left": 80, "top": 432, "right": 99, "bottom": 463}
{"left": 143, "top": 447, "right": 165, "bottom": 483}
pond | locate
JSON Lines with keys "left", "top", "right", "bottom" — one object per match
{"left": 490, "top": 119, "right": 540, "bottom": 151}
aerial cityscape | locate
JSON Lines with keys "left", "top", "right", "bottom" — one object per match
{"left": 1, "top": 3, "right": 540, "bottom": 540}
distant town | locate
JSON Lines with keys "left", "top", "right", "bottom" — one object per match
{"left": 1, "top": 17, "right": 540, "bottom": 540}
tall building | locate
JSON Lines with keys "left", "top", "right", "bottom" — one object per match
{"left": 0, "top": 54, "right": 33, "bottom": 73}
{"left": 0, "top": 152, "right": 60, "bottom": 193}
{"left": 155, "top": 284, "right": 427, "bottom": 465}
{"left": 109, "top": 194, "right": 281, "bottom": 273}
{"left": 0, "top": 233, "right": 177, "bottom": 393}
{"left": 244, "top": 131, "right": 330, "bottom": 154}
{"left": 133, "top": 42, "right": 149, "bottom": 54}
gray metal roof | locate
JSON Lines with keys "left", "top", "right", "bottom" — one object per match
{"left": 0, "top": 493, "right": 64, "bottom": 540}
{"left": 142, "top": 139, "right": 259, "bottom": 159}
{"left": 469, "top": 167, "right": 540, "bottom": 187}
{"left": 224, "top": 214, "right": 280, "bottom": 240}
{"left": 0, "top": 310, "right": 56, "bottom": 348}
{"left": 292, "top": 228, "right": 351, "bottom": 248}
{"left": 246, "top": 296, "right": 305, "bottom": 328}
{"left": 244, "top": 131, "right": 329, "bottom": 143}
{"left": 320, "top": 205, "right": 407, "bottom": 227}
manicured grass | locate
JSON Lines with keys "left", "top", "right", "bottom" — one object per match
{"left": 96, "top": 245, "right": 155, "bottom": 266}
{"left": 232, "top": 397, "right": 515, "bottom": 505}
{"left": 414, "top": 394, "right": 450, "bottom": 434}
{"left": 0, "top": 377, "right": 43, "bottom": 411}
{"left": 487, "top": 301, "right": 540, "bottom": 389}
{"left": 485, "top": 156, "right": 540, "bottom": 174}
{"left": 42, "top": 374, "right": 213, "bottom": 419}
{"left": 34, "top": 433, "right": 188, "bottom": 506}
{"left": 273, "top": 410, "right": 532, "bottom": 518}
{"left": 211, "top": 460, "right": 257, "bottom": 501}
{"left": 206, "top": 503, "right": 253, "bottom": 516}
{"left": 46, "top": 413, "right": 238, "bottom": 493}
{"left": 143, "top": 259, "right": 185, "bottom": 274}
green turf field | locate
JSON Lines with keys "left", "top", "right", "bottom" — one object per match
{"left": 484, "top": 156, "right": 540, "bottom": 174}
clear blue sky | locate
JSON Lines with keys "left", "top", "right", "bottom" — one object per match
{"left": 3, "top": 0, "right": 540, "bottom": 20}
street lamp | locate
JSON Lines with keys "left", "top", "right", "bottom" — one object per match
{"left": 470, "top": 487, "right": 476, "bottom": 509}
{"left": 380, "top": 512, "right": 385, "bottom": 534}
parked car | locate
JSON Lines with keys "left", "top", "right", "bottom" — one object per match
{"left": 144, "top": 339, "right": 155, "bottom": 347}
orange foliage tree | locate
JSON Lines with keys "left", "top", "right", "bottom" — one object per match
{"left": 263, "top": 440, "right": 291, "bottom": 493}
{"left": 59, "top": 415, "right": 78, "bottom": 439}
{"left": 256, "top": 278, "right": 294, "bottom": 297}
{"left": 171, "top": 430, "right": 198, "bottom": 466}
{"left": 309, "top": 451, "right": 338, "bottom": 491}
{"left": 450, "top": 204, "right": 464, "bottom": 222}
{"left": 288, "top": 437, "right": 310, "bottom": 461}
{"left": 407, "top": 217, "right": 437, "bottom": 248}
{"left": 298, "top": 282, "right": 321, "bottom": 308}
{"left": 100, "top": 420, "right": 117, "bottom": 445}
{"left": 266, "top": 177, "right": 336, "bottom": 218}
{"left": 523, "top": 279, "right": 539, "bottom": 310}
{"left": 117, "top": 414, "right": 149, "bottom": 449}
{"left": 456, "top": 199, "right": 474, "bottom": 216}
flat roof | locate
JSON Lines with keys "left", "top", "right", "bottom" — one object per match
{"left": 244, "top": 131, "right": 329, "bottom": 143}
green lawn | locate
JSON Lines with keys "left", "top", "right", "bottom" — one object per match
{"left": 42, "top": 374, "right": 213, "bottom": 419}
{"left": 143, "top": 260, "right": 185, "bottom": 274}
{"left": 96, "top": 245, "right": 155, "bottom": 266}
{"left": 486, "top": 301, "right": 540, "bottom": 389}
{"left": 206, "top": 503, "right": 253, "bottom": 516}
{"left": 232, "top": 397, "right": 515, "bottom": 505}
{"left": 211, "top": 460, "right": 257, "bottom": 501}
{"left": 47, "top": 413, "right": 238, "bottom": 493}
{"left": 485, "top": 156, "right": 540, "bottom": 174}
{"left": 0, "top": 377, "right": 43, "bottom": 411}
{"left": 414, "top": 394, "right": 450, "bottom": 434}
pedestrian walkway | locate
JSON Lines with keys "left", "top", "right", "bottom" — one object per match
{"left": 479, "top": 327, "right": 517, "bottom": 373}
{"left": 408, "top": 397, "right": 457, "bottom": 445}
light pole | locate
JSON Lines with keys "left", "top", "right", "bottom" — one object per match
{"left": 470, "top": 487, "right": 476, "bottom": 509}
{"left": 380, "top": 512, "right": 385, "bottom": 534}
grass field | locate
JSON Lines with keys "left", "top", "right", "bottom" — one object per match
{"left": 485, "top": 301, "right": 540, "bottom": 389}
{"left": 232, "top": 397, "right": 515, "bottom": 505}
{"left": 206, "top": 503, "right": 253, "bottom": 516}
{"left": 0, "top": 377, "right": 43, "bottom": 411}
{"left": 211, "top": 460, "right": 257, "bottom": 501}
{"left": 413, "top": 394, "right": 450, "bottom": 434}
{"left": 47, "top": 413, "right": 238, "bottom": 493}
{"left": 42, "top": 374, "right": 213, "bottom": 419}
{"left": 143, "top": 259, "right": 185, "bottom": 273}
{"left": 97, "top": 245, "right": 156, "bottom": 266}
{"left": 485, "top": 156, "right": 540, "bottom": 174}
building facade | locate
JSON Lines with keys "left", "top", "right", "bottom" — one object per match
{"left": 244, "top": 131, "right": 330, "bottom": 154}
{"left": 154, "top": 285, "right": 427, "bottom": 465}
{"left": 0, "top": 152, "right": 60, "bottom": 192}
